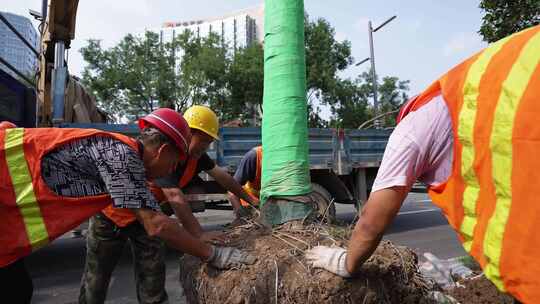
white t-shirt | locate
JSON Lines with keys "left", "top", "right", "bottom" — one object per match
{"left": 371, "top": 94, "right": 453, "bottom": 193}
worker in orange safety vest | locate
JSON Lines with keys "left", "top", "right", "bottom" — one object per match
{"left": 228, "top": 145, "right": 262, "bottom": 220}
{"left": 0, "top": 108, "right": 255, "bottom": 304}
{"left": 306, "top": 25, "right": 540, "bottom": 303}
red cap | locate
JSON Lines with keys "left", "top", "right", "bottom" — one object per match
{"left": 0, "top": 121, "right": 17, "bottom": 130}
{"left": 139, "top": 108, "right": 191, "bottom": 159}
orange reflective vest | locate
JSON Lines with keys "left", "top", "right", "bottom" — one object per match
{"left": 101, "top": 156, "right": 199, "bottom": 227}
{"left": 400, "top": 25, "right": 540, "bottom": 303}
{"left": 240, "top": 146, "right": 262, "bottom": 207}
{"left": 0, "top": 128, "right": 140, "bottom": 267}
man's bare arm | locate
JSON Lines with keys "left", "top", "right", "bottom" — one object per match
{"left": 345, "top": 186, "right": 408, "bottom": 274}
{"left": 161, "top": 187, "right": 204, "bottom": 237}
{"left": 133, "top": 208, "right": 211, "bottom": 259}
{"left": 208, "top": 166, "right": 259, "bottom": 206}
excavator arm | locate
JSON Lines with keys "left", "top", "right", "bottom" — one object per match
{"left": 37, "top": 0, "right": 79, "bottom": 126}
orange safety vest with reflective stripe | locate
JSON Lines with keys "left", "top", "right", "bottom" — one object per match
{"left": 240, "top": 146, "right": 262, "bottom": 207}
{"left": 399, "top": 25, "right": 540, "bottom": 303}
{"left": 0, "top": 128, "right": 140, "bottom": 267}
{"left": 101, "top": 156, "right": 199, "bottom": 227}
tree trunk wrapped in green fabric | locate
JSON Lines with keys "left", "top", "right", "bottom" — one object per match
{"left": 260, "top": 0, "right": 313, "bottom": 225}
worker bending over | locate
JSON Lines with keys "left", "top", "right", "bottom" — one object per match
{"left": 80, "top": 105, "right": 257, "bottom": 304}
{"left": 0, "top": 108, "right": 254, "bottom": 304}
{"left": 307, "top": 25, "right": 540, "bottom": 303}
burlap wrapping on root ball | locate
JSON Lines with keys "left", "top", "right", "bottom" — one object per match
{"left": 179, "top": 223, "right": 435, "bottom": 304}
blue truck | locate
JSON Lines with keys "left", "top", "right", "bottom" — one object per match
{"left": 58, "top": 123, "right": 391, "bottom": 221}
{"left": 1, "top": 67, "right": 391, "bottom": 222}
{"left": 1, "top": 74, "right": 392, "bottom": 225}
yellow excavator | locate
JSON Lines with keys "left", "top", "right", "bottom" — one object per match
{"left": 0, "top": 0, "right": 105, "bottom": 128}
{"left": 36, "top": 0, "right": 106, "bottom": 126}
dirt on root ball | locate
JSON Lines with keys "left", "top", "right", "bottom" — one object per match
{"left": 447, "top": 275, "right": 515, "bottom": 304}
{"left": 179, "top": 223, "right": 435, "bottom": 304}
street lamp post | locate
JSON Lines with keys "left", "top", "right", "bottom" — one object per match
{"left": 356, "top": 15, "right": 397, "bottom": 129}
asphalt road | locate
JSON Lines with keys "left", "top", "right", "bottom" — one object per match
{"left": 27, "top": 193, "right": 465, "bottom": 303}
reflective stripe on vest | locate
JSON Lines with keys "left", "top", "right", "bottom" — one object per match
{"left": 457, "top": 33, "right": 512, "bottom": 252}
{"left": 0, "top": 128, "right": 138, "bottom": 267}
{"left": 407, "top": 25, "right": 540, "bottom": 301}
{"left": 4, "top": 128, "right": 48, "bottom": 251}
{"left": 483, "top": 28, "right": 540, "bottom": 291}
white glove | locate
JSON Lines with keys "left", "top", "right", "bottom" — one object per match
{"left": 207, "top": 246, "right": 257, "bottom": 269}
{"left": 305, "top": 246, "right": 351, "bottom": 278}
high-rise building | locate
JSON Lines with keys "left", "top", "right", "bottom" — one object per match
{"left": 0, "top": 11, "right": 39, "bottom": 80}
{"left": 158, "top": 4, "right": 264, "bottom": 50}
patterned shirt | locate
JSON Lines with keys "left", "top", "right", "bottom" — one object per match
{"left": 41, "top": 136, "right": 159, "bottom": 211}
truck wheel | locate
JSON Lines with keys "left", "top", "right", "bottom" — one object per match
{"left": 311, "top": 183, "right": 336, "bottom": 223}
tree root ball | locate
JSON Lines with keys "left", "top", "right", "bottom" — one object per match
{"left": 179, "top": 224, "right": 435, "bottom": 304}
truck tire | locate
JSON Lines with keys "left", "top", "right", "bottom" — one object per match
{"left": 311, "top": 183, "right": 336, "bottom": 223}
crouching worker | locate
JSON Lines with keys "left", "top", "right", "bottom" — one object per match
{"left": 227, "top": 145, "right": 262, "bottom": 221}
{"left": 0, "top": 108, "right": 255, "bottom": 304}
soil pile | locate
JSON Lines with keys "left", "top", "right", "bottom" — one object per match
{"left": 447, "top": 275, "right": 515, "bottom": 304}
{"left": 179, "top": 223, "right": 435, "bottom": 304}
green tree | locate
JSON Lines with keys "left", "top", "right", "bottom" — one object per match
{"left": 479, "top": 0, "right": 540, "bottom": 43}
{"left": 175, "top": 31, "right": 232, "bottom": 118}
{"left": 305, "top": 14, "right": 354, "bottom": 127}
{"left": 228, "top": 43, "right": 264, "bottom": 125}
{"left": 80, "top": 15, "right": 406, "bottom": 128}
{"left": 81, "top": 31, "right": 178, "bottom": 122}
{"left": 327, "top": 78, "right": 369, "bottom": 129}
{"left": 327, "top": 71, "right": 409, "bottom": 129}
{"left": 377, "top": 75, "right": 410, "bottom": 126}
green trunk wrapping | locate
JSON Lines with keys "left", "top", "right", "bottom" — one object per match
{"left": 261, "top": 0, "right": 312, "bottom": 224}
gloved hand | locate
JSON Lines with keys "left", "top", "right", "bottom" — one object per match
{"left": 207, "top": 246, "right": 257, "bottom": 269}
{"left": 305, "top": 246, "right": 351, "bottom": 278}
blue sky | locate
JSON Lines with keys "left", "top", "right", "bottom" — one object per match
{"left": 6, "top": 0, "right": 487, "bottom": 97}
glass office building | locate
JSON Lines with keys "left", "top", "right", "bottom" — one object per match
{"left": 0, "top": 11, "right": 39, "bottom": 79}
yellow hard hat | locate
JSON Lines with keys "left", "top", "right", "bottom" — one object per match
{"left": 183, "top": 105, "right": 220, "bottom": 140}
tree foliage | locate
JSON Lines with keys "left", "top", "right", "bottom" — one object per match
{"left": 305, "top": 14, "right": 353, "bottom": 127}
{"left": 81, "top": 31, "right": 178, "bottom": 121}
{"left": 81, "top": 15, "right": 409, "bottom": 128}
{"left": 479, "top": 0, "right": 540, "bottom": 43}
{"left": 326, "top": 71, "right": 409, "bottom": 129}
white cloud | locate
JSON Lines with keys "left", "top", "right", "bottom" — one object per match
{"left": 443, "top": 32, "right": 485, "bottom": 57}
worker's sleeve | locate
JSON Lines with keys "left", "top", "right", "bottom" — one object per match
{"left": 197, "top": 152, "right": 216, "bottom": 172}
{"left": 90, "top": 137, "right": 160, "bottom": 211}
{"left": 233, "top": 148, "right": 257, "bottom": 185}
{"left": 371, "top": 126, "right": 423, "bottom": 193}
{"left": 371, "top": 95, "right": 453, "bottom": 193}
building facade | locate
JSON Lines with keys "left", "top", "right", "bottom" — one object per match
{"left": 158, "top": 4, "right": 264, "bottom": 50}
{"left": 0, "top": 11, "right": 39, "bottom": 80}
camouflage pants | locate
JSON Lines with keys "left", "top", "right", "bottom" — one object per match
{"left": 79, "top": 213, "right": 168, "bottom": 304}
